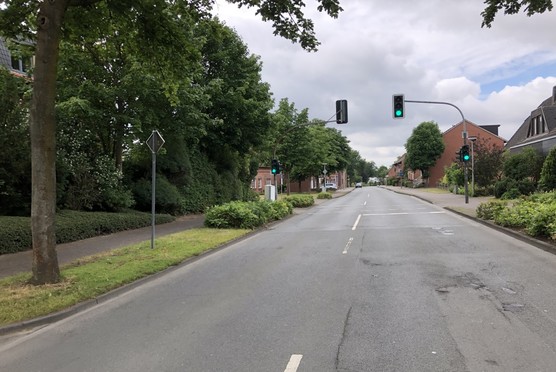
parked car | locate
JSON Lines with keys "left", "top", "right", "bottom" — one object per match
{"left": 355, "top": 182, "right": 362, "bottom": 188}
{"left": 324, "top": 183, "right": 337, "bottom": 190}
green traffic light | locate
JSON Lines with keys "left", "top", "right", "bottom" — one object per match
{"left": 463, "top": 154, "right": 470, "bottom": 161}
{"left": 395, "top": 110, "right": 403, "bottom": 117}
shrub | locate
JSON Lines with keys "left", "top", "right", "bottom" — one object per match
{"left": 204, "top": 200, "right": 293, "bottom": 229}
{"left": 0, "top": 211, "right": 174, "bottom": 255}
{"left": 282, "top": 194, "right": 315, "bottom": 208}
{"left": 494, "top": 178, "right": 517, "bottom": 199}
{"left": 476, "top": 200, "right": 508, "bottom": 220}
{"left": 526, "top": 203, "right": 556, "bottom": 238}
{"left": 493, "top": 200, "right": 536, "bottom": 228}
{"left": 539, "top": 146, "right": 556, "bottom": 191}
{"left": 317, "top": 192, "right": 333, "bottom": 199}
{"left": 501, "top": 188, "right": 521, "bottom": 200}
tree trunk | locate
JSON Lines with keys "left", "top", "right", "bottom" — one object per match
{"left": 30, "top": 0, "right": 70, "bottom": 284}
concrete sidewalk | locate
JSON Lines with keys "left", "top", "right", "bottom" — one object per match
{"left": 381, "top": 185, "right": 492, "bottom": 218}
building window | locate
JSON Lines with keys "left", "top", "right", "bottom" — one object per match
{"left": 11, "top": 56, "right": 31, "bottom": 73}
{"left": 257, "top": 178, "right": 262, "bottom": 189}
{"left": 266, "top": 178, "right": 271, "bottom": 185}
{"left": 527, "top": 115, "right": 547, "bottom": 138}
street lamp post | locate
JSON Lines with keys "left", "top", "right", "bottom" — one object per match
{"left": 469, "top": 136, "right": 477, "bottom": 196}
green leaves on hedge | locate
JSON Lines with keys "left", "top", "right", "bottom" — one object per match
{"left": 204, "top": 200, "right": 293, "bottom": 229}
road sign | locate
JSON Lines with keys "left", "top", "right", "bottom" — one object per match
{"left": 147, "top": 130, "right": 165, "bottom": 153}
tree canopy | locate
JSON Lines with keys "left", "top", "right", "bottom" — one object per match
{"left": 405, "top": 121, "right": 445, "bottom": 179}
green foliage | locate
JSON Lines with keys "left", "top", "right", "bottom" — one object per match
{"left": 282, "top": 194, "right": 315, "bottom": 208}
{"left": 204, "top": 200, "right": 292, "bottom": 229}
{"left": 405, "top": 121, "right": 445, "bottom": 178}
{"left": 503, "top": 147, "right": 544, "bottom": 183}
{"left": 444, "top": 163, "right": 464, "bottom": 187}
{"left": 0, "top": 211, "right": 174, "bottom": 255}
{"left": 473, "top": 137, "right": 504, "bottom": 188}
{"left": 317, "top": 192, "right": 333, "bottom": 199}
{"left": 0, "top": 68, "right": 31, "bottom": 216}
{"left": 493, "top": 199, "right": 535, "bottom": 228}
{"left": 481, "top": 0, "right": 553, "bottom": 28}
{"left": 476, "top": 200, "right": 508, "bottom": 220}
{"left": 539, "top": 146, "right": 556, "bottom": 191}
{"left": 132, "top": 177, "right": 186, "bottom": 216}
{"left": 494, "top": 177, "right": 536, "bottom": 199}
{"left": 527, "top": 203, "right": 556, "bottom": 238}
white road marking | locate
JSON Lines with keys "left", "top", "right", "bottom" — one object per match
{"left": 363, "top": 211, "right": 445, "bottom": 216}
{"left": 363, "top": 201, "right": 367, "bottom": 206}
{"left": 343, "top": 237, "right": 354, "bottom": 254}
{"left": 284, "top": 354, "right": 303, "bottom": 372}
{"left": 352, "top": 214, "right": 361, "bottom": 230}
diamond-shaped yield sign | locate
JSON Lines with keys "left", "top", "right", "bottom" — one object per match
{"left": 146, "top": 130, "right": 165, "bottom": 153}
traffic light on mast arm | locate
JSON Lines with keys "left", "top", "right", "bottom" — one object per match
{"left": 271, "top": 159, "right": 280, "bottom": 174}
{"left": 336, "top": 99, "right": 348, "bottom": 124}
{"left": 460, "top": 145, "right": 470, "bottom": 162}
{"left": 393, "top": 94, "right": 405, "bottom": 119}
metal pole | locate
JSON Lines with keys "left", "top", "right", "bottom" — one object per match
{"left": 405, "top": 99, "right": 468, "bottom": 204}
{"left": 151, "top": 149, "right": 156, "bottom": 249}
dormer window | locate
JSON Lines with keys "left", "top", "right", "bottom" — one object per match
{"left": 11, "top": 55, "right": 32, "bottom": 73}
{"left": 527, "top": 114, "right": 548, "bottom": 138}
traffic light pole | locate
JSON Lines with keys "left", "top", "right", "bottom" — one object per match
{"left": 404, "top": 99, "right": 469, "bottom": 204}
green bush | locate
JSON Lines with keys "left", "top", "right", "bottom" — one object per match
{"left": 494, "top": 178, "right": 517, "bottom": 199}
{"left": 282, "top": 194, "right": 315, "bottom": 208}
{"left": 0, "top": 211, "right": 174, "bottom": 255}
{"left": 526, "top": 203, "right": 556, "bottom": 238}
{"left": 317, "top": 192, "right": 333, "bottom": 199}
{"left": 476, "top": 200, "right": 508, "bottom": 220}
{"left": 493, "top": 200, "right": 536, "bottom": 228}
{"left": 204, "top": 200, "right": 293, "bottom": 229}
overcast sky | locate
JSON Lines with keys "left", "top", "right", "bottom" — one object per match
{"left": 213, "top": 0, "right": 556, "bottom": 168}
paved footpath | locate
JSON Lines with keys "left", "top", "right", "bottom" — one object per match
{"left": 381, "top": 185, "right": 493, "bottom": 218}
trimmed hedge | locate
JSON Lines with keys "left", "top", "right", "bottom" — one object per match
{"left": 204, "top": 200, "right": 293, "bottom": 229}
{"left": 317, "top": 192, "right": 333, "bottom": 199}
{"left": 0, "top": 210, "right": 174, "bottom": 255}
{"left": 282, "top": 194, "right": 315, "bottom": 208}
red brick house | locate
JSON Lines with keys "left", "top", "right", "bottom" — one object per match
{"left": 388, "top": 120, "right": 506, "bottom": 187}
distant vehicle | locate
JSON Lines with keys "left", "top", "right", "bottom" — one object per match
{"left": 355, "top": 182, "right": 362, "bottom": 188}
{"left": 324, "top": 183, "right": 337, "bottom": 190}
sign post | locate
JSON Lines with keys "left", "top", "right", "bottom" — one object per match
{"left": 146, "top": 130, "right": 165, "bottom": 249}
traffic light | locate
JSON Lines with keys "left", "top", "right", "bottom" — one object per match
{"left": 336, "top": 99, "right": 348, "bottom": 124}
{"left": 271, "top": 159, "right": 280, "bottom": 174}
{"left": 460, "top": 145, "right": 470, "bottom": 162}
{"left": 392, "top": 94, "right": 404, "bottom": 119}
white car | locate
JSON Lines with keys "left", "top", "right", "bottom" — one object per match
{"left": 355, "top": 182, "right": 362, "bottom": 188}
{"left": 324, "top": 183, "right": 337, "bottom": 190}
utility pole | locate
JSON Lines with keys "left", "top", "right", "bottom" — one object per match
{"left": 397, "top": 97, "right": 469, "bottom": 204}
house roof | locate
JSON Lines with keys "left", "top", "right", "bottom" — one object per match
{"left": 442, "top": 119, "right": 506, "bottom": 142}
{"left": 506, "top": 88, "right": 556, "bottom": 150}
{"left": 0, "top": 38, "right": 12, "bottom": 70}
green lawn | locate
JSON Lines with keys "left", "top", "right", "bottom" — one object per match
{"left": 0, "top": 228, "right": 249, "bottom": 327}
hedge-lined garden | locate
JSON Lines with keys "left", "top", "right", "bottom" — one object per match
{"left": 0, "top": 211, "right": 174, "bottom": 255}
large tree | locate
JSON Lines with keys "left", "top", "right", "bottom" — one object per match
{"left": 0, "top": 0, "right": 343, "bottom": 284}
{"left": 405, "top": 121, "right": 445, "bottom": 180}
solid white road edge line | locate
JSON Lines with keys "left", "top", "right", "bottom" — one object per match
{"left": 284, "top": 354, "right": 303, "bottom": 372}
{"left": 343, "top": 237, "right": 354, "bottom": 255}
{"left": 352, "top": 214, "right": 361, "bottom": 231}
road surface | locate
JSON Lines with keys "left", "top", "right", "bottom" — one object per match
{"left": 2, "top": 187, "right": 556, "bottom": 371}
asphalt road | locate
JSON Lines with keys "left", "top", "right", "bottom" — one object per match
{"left": 2, "top": 187, "right": 556, "bottom": 371}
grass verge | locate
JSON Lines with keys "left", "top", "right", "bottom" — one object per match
{"left": 0, "top": 228, "right": 249, "bottom": 327}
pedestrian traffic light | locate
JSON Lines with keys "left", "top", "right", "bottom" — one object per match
{"left": 336, "top": 99, "right": 348, "bottom": 124}
{"left": 271, "top": 159, "right": 280, "bottom": 174}
{"left": 393, "top": 94, "right": 404, "bottom": 119}
{"left": 460, "top": 145, "right": 470, "bottom": 162}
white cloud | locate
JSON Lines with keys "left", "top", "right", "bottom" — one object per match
{"left": 214, "top": 0, "right": 556, "bottom": 167}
